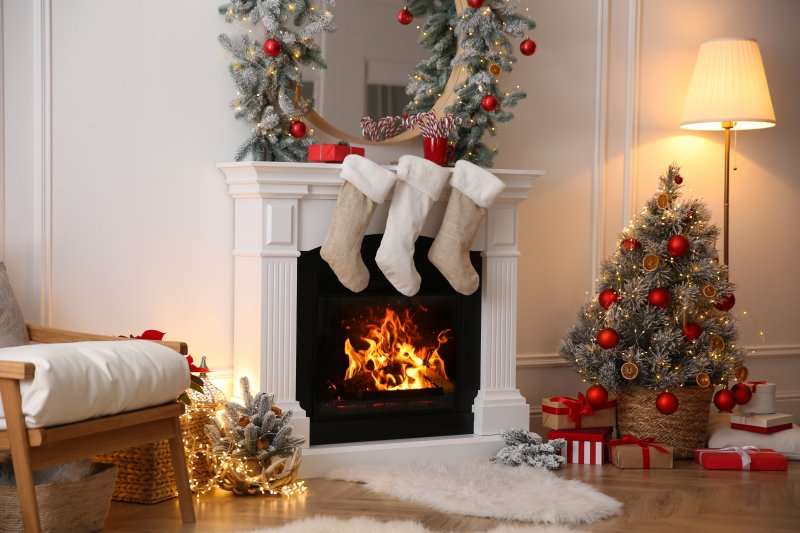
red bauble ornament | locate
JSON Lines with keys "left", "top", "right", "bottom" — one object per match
{"left": 656, "top": 391, "right": 679, "bottom": 415}
{"left": 683, "top": 322, "right": 702, "bottom": 341}
{"left": 263, "top": 38, "right": 281, "bottom": 57}
{"left": 731, "top": 382, "right": 753, "bottom": 405}
{"left": 647, "top": 287, "right": 670, "bottom": 309}
{"left": 520, "top": 38, "right": 537, "bottom": 56}
{"left": 621, "top": 238, "right": 640, "bottom": 251}
{"left": 714, "top": 388, "right": 736, "bottom": 412}
{"left": 397, "top": 6, "right": 413, "bottom": 25}
{"left": 467, "top": 0, "right": 485, "bottom": 8}
{"left": 586, "top": 384, "right": 609, "bottom": 407}
{"left": 596, "top": 327, "right": 620, "bottom": 350}
{"left": 714, "top": 293, "right": 736, "bottom": 311}
{"left": 598, "top": 288, "right": 620, "bottom": 310}
{"left": 668, "top": 235, "right": 690, "bottom": 256}
{"left": 674, "top": 174, "right": 683, "bottom": 184}
{"left": 481, "top": 95, "right": 499, "bottom": 112}
{"left": 290, "top": 120, "right": 307, "bottom": 138}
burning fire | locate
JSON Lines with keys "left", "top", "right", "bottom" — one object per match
{"left": 343, "top": 306, "right": 452, "bottom": 392}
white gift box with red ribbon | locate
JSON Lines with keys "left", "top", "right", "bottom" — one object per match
{"left": 737, "top": 381, "right": 776, "bottom": 415}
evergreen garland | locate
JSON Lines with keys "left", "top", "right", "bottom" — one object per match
{"left": 218, "top": 0, "right": 335, "bottom": 161}
{"left": 559, "top": 164, "right": 744, "bottom": 391}
{"left": 490, "top": 428, "right": 566, "bottom": 470}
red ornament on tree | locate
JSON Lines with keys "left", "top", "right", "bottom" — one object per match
{"left": 674, "top": 174, "right": 683, "bottom": 184}
{"left": 647, "top": 287, "right": 670, "bottom": 309}
{"left": 467, "top": 0, "right": 485, "bottom": 8}
{"left": 598, "top": 288, "right": 620, "bottom": 310}
{"left": 621, "top": 238, "right": 640, "bottom": 251}
{"left": 481, "top": 95, "right": 499, "bottom": 112}
{"left": 714, "top": 293, "right": 736, "bottom": 311}
{"left": 397, "top": 6, "right": 413, "bottom": 25}
{"left": 731, "top": 382, "right": 753, "bottom": 405}
{"left": 290, "top": 120, "right": 307, "bottom": 138}
{"left": 596, "top": 327, "right": 620, "bottom": 350}
{"left": 668, "top": 235, "right": 690, "bottom": 256}
{"left": 263, "top": 38, "right": 282, "bottom": 57}
{"left": 656, "top": 391, "right": 679, "bottom": 415}
{"left": 683, "top": 322, "right": 702, "bottom": 341}
{"left": 520, "top": 38, "right": 537, "bottom": 56}
{"left": 714, "top": 388, "right": 736, "bottom": 412}
{"left": 585, "top": 384, "right": 609, "bottom": 407}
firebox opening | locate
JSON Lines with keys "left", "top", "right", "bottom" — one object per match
{"left": 297, "top": 235, "right": 481, "bottom": 445}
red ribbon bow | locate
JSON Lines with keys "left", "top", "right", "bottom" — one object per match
{"left": 607, "top": 435, "right": 669, "bottom": 468}
{"left": 549, "top": 393, "right": 596, "bottom": 424}
{"left": 747, "top": 380, "right": 767, "bottom": 392}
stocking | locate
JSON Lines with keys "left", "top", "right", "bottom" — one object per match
{"left": 376, "top": 156, "right": 450, "bottom": 296}
{"left": 320, "top": 155, "right": 397, "bottom": 292}
{"left": 429, "top": 160, "right": 505, "bottom": 295}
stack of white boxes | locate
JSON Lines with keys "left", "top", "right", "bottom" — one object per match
{"left": 731, "top": 381, "right": 794, "bottom": 434}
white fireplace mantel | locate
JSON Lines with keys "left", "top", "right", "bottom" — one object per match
{"left": 218, "top": 161, "right": 543, "bottom": 476}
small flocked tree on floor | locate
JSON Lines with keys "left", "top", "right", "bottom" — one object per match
{"left": 559, "top": 164, "right": 744, "bottom": 414}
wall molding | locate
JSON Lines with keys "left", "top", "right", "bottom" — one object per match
{"left": 517, "top": 344, "right": 800, "bottom": 370}
{"left": 32, "top": 0, "right": 53, "bottom": 325}
{"left": 590, "top": 0, "right": 610, "bottom": 286}
{"left": 622, "top": 0, "right": 642, "bottom": 224}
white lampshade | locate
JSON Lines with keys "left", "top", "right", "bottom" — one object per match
{"left": 681, "top": 38, "right": 775, "bottom": 131}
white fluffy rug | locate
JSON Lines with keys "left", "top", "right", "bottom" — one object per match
{"left": 235, "top": 515, "right": 579, "bottom": 533}
{"left": 326, "top": 459, "right": 622, "bottom": 526}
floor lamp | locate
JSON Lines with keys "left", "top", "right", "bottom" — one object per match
{"left": 680, "top": 38, "right": 776, "bottom": 266}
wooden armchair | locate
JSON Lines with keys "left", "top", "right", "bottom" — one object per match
{"left": 0, "top": 325, "right": 196, "bottom": 532}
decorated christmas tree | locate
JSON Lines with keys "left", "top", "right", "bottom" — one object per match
{"left": 403, "top": 0, "right": 535, "bottom": 167}
{"left": 218, "top": 0, "right": 335, "bottom": 161}
{"left": 559, "top": 164, "right": 744, "bottom": 415}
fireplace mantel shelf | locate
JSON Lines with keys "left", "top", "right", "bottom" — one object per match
{"left": 217, "top": 161, "right": 542, "bottom": 477}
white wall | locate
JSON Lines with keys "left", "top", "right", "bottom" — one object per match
{"left": 3, "top": 1, "right": 799, "bottom": 428}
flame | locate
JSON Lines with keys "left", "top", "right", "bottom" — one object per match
{"left": 343, "top": 306, "right": 451, "bottom": 391}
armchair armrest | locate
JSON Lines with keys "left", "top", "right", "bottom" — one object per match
{"left": 0, "top": 361, "right": 35, "bottom": 380}
{"left": 26, "top": 324, "right": 188, "bottom": 355}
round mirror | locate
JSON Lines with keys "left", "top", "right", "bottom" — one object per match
{"left": 306, "top": 0, "right": 466, "bottom": 144}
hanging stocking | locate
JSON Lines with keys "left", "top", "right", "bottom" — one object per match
{"left": 429, "top": 160, "right": 505, "bottom": 295}
{"left": 320, "top": 155, "right": 397, "bottom": 292}
{"left": 376, "top": 156, "right": 450, "bottom": 296}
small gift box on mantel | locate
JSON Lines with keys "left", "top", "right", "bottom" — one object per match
{"left": 542, "top": 393, "right": 616, "bottom": 430}
{"left": 694, "top": 447, "right": 788, "bottom": 471}
{"left": 607, "top": 435, "right": 673, "bottom": 469}
{"left": 548, "top": 427, "right": 613, "bottom": 464}
{"left": 731, "top": 413, "right": 793, "bottom": 434}
{"left": 737, "top": 381, "right": 776, "bottom": 414}
{"left": 307, "top": 143, "right": 365, "bottom": 163}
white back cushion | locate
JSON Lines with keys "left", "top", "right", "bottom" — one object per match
{"left": 0, "top": 340, "right": 189, "bottom": 430}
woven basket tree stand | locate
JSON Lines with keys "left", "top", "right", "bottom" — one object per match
{"left": 616, "top": 386, "right": 715, "bottom": 458}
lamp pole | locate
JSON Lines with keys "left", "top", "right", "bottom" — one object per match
{"left": 722, "top": 121, "right": 734, "bottom": 266}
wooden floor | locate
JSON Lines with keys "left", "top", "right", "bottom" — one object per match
{"left": 102, "top": 460, "right": 800, "bottom": 532}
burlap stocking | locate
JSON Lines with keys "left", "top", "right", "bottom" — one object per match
{"left": 429, "top": 160, "right": 506, "bottom": 295}
{"left": 376, "top": 156, "right": 449, "bottom": 296}
{"left": 320, "top": 155, "right": 397, "bottom": 292}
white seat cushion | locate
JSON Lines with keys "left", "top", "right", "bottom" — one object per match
{"left": 0, "top": 340, "right": 189, "bottom": 430}
{"left": 708, "top": 412, "right": 800, "bottom": 460}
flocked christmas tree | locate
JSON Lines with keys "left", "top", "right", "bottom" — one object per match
{"left": 403, "top": 0, "right": 535, "bottom": 166}
{"left": 218, "top": 0, "right": 335, "bottom": 161}
{"left": 559, "top": 164, "right": 744, "bottom": 413}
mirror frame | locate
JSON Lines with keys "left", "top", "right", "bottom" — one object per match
{"left": 306, "top": 0, "right": 466, "bottom": 145}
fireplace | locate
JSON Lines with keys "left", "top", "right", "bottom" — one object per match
{"left": 218, "top": 161, "right": 541, "bottom": 477}
{"left": 297, "top": 235, "right": 481, "bottom": 445}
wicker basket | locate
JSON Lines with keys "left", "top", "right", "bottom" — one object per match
{"left": 616, "top": 386, "right": 715, "bottom": 458}
{"left": 180, "top": 406, "right": 216, "bottom": 492}
{"left": 0, "top": 463, "right": 117, "bottom": 532}
{"left": 213, "top": 447, "right": 302, "bottom": 496}
{"left": 96, "top": 440, "right": 177, "bottom": 504}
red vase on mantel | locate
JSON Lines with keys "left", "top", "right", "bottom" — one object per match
{"left": 423, "top": 137, "right": 452, "bottom": 166}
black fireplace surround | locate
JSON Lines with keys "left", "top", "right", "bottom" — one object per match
{"left": 297, "top": 235, "right": 481, "bottom": 445}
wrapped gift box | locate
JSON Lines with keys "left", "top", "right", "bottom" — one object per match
{"left": 694, "top": 447, "right": 788, "bottom": 471}
{"left": 308, "top": 144, "right": 365, "bottom": 163}
{"left": 737, "top": 381, "right": 776, "bottom": 415}
{"left": 731, "top": 413, "right": 793, "bottom": 434}
{"left": 607, "top": 436, "right": 673, "bottom": 469}
{"left": 542, "top": 394, "right": 617, "bottom": 430}
{"left": 548, "top": 427, "right": 612, "bottom": 464}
